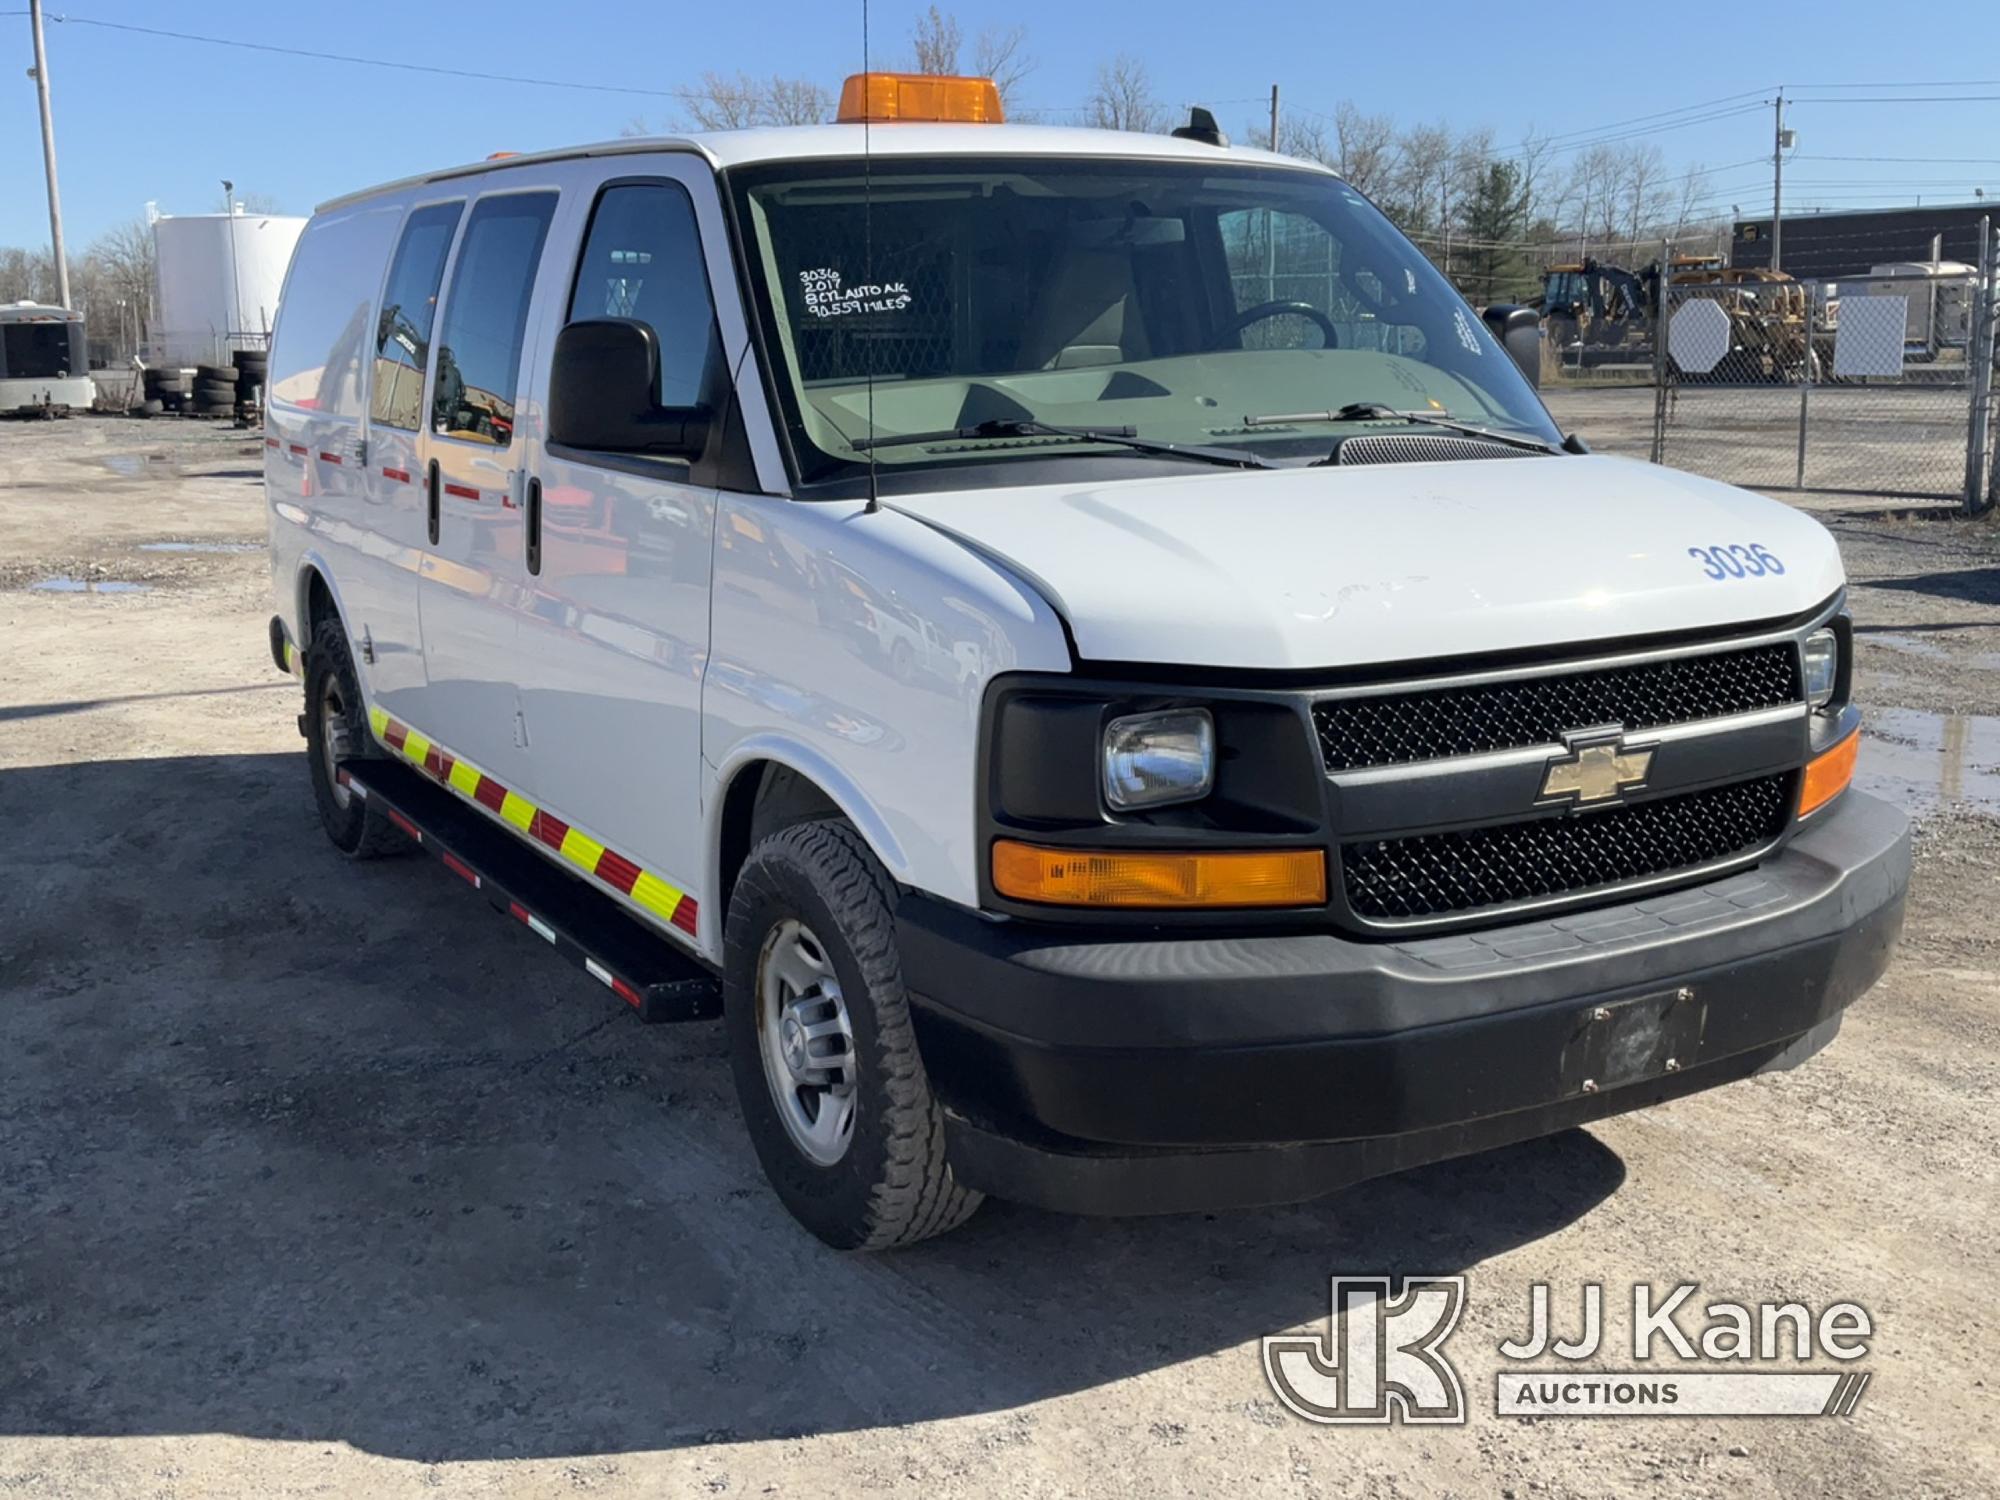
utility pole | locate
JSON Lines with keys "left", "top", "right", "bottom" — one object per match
{"left": 28, "top": 0, "right": 71, "bottom": 309}
{"left": 1268, "top": 83, "right": 1279, "bottom": 152}
{"left": 221, "top": 180, "right": 243, "bottom": 355}
{"left": 1771, "top": 90, "right": 1794, "bottom": 275}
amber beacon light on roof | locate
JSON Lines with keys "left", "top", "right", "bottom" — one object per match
{"left": 836, "top": 72, "right": 1005, "bottom": 124}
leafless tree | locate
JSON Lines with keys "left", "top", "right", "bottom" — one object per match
{"left": 764, "top": 76, "right": 832, "bottom": 126}
{"left": 1332, "top": 103, "right": 1396, "bottom": 196}
{"left": 1274, "top": 114, "right": 1332, "bottom": 164}
{"left": 1390, "top": 122, "right": 1456, "bottom": 233}
{"left": 678, "top": 70, "right": 766, "bottom": 130}
{"left": 1086, "top": 54, "right": 1166, "bottom": 134}
{"left": 911, "top": 5, "right": 962, "bottom": 74}
{"left": 1621, "top": 142, "right": 1666, "bottom": 244}
{"left": 973, "top": 24, "right": 1035, "bottom": 114}
{"left": 1668, "top": 164, "right": 1713, "bottom": 238}
{"left": 669, "top": 70, "right": 829, "bottom": 131}
{"left": 1512, "top": 130, "right": 1557, "bottom": 226}
{"left": 0, "top": 246, "right": 57, "bottom": 304}
{"left": 89, "top": 217, "right": 155, "bottom": 339}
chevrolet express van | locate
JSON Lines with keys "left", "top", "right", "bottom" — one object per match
{"left": 265, "top": 75, "right": 1908, "bottom": 1249}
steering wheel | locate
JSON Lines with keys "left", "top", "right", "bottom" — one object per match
{"left": 1214, "top": 300, "right": 1340, "bottom": 349}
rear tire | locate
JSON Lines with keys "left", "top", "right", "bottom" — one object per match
{"left": 724, "top": 819, "right": 982, "bottom": 1250}
{"left": 302, "top": 615, "right": 412, "bottom": 859}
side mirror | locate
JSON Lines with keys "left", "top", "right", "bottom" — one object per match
{"left": 548, "top": 318, "right": 710, "bottom": 457}
{"left": 1481, "top": 305, "right": 1542, "bottom": 390}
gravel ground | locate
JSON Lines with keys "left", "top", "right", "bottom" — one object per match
{"left": 1, "top": 415, "right": 1995, "bottom": 1498}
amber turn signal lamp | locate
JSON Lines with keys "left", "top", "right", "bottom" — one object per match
{"left": 1798, "top": 727, "right": 1859, "bottom": 818}
{"left": 837, "top": 72, "right": 1005, "bottom": 124}
{"left": 991, "top": 840, "right": 1326, "bottom": 909}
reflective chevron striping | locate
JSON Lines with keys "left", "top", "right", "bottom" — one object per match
{"left": 363, "top": 707, "right": 698, "bottom": 939}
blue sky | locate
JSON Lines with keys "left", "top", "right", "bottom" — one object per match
{"left": 6, "top": 0, "right": 1999, "bottom": 249}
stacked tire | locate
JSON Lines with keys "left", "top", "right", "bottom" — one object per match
{"left": 194, "top": 364, "right": 238, "bottom": 418}
{"left": 232, "top": 348, "right": 268, "bottom": 423}
{"left": 142, "top": 367, "right": 192, "bottom": 415}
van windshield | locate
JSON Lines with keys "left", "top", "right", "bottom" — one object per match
{"left": 725, "top": 155, "right": 1559, "bottom": 490}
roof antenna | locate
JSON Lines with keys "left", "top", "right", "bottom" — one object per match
{"left": 861, "top": 0, "right": 881, "bottom": 514}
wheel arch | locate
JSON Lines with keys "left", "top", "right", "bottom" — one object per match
{"left": 294, "top": 554, "right": 349, "bottom": 641}
{"left": 707, "top": 740, "right": 913, "bottom": 941}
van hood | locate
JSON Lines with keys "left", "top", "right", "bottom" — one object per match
{"left": 886, "top": 454, "right": 1842, "bottom": 670}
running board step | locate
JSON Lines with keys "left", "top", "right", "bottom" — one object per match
{"left": 336, "top": 758, "right": 720, "bottom": 1023}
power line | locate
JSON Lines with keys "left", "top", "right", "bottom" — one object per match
{"left": 1787, "top": 78, "right": 2000, "bottom": 89}
{"left": 1798, "top": 153, "right": 2000, "bottom": 165}
{"left": 36, "top": 13, "right": 691, "bottom": 99}
{"left": 1528, "top": 88, "right": 1773, "bottom": 146}
{"left": 1788, "top": 94, "right": 2000, "bottom": 104}
{"left": 26, "top": 12, "right": 1109, "bottom": 120}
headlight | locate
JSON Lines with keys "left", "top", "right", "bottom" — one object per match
{"left": 1102, "top": 708, "right": 1215, "bottom": 810}
{"left": 1803, "top": 628, "right": 1839, "bottom": 707}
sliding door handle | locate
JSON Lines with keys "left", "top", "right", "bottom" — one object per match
{"left": 525, "top": 476, "right": 543, "bottom": 576}
{"left": 425, "top": 459, "right": 440, "bottom": 545}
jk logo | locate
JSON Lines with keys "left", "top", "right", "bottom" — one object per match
{"left": 1262, "top": 1276, "right": 1468, "bottom": 1425}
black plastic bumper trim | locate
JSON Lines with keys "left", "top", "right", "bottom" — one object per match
{"left": 898, "top": 790, "right": 1908, "bottom": 1207}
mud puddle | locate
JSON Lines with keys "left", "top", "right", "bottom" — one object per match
{"left": 100, "top": 452, "right": 171, "bottom": 478}
{"left": 1857, "top": 707, "right": 2000, "bottom": 817}
{"left": 26, "top": 576, "right": 151, "bottom": 595}
{"left": 136, "top": 540, "right": 263, "bottom": 554}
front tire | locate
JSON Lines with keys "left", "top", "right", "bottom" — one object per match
{"left": 724, "top": 820, "right": 982, "bottom": 1249}
{"left": 302, "top": 615, "right": 411, "bottom": 859}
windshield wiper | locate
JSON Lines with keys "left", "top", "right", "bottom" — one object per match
{"left": 847, "top": 418, "right": 1278, "bottom": 469}
{"left": 1241, "top": 402, "right": 1563, "bottom": 457}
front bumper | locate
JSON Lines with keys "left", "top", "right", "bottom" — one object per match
{"left": 898, "top": 790, "right": 1909, "bottom": 1216}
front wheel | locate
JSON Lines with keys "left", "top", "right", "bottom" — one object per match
{"left": 724, "top": 820, "right": 982, "bottom": 1249}
{"left": 302, "top": 615, "right": 412, "bottom": 859}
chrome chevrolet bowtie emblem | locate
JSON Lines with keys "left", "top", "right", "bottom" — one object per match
{"left": 1540, "top": 739, "right": 1654, "bottom": 804}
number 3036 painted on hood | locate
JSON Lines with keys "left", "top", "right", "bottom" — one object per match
{"left": 1690, "top": 544, "right": 1786, "bottom": 579}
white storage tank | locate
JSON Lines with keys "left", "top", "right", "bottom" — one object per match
{"left": 150, "top": 206, "right": 307, "bottom": 368}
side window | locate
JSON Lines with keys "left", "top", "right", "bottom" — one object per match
{"left": 267, "top": 202, "right": 403, "bottom": 416}
{"left": 568, "top": 183, "right": 720, "bottom": 409}
{"left": 431, "top": 192, "right": 557, "bottom": 447}
{"left": 370, "top": 201, "right": 462, "bottom": 430}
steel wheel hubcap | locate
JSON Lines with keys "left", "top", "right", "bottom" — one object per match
{"left": 755, "top": 917, "right": 857, "bottom": 1167}
{"left": 318, "top": 673, "right": 354, "bottom": 811}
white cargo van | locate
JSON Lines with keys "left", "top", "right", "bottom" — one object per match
{"left": 265, "top": 75, "right": 1908, "bottom": 1249}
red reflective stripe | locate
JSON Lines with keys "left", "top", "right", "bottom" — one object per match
{"left": 444, "top": 483, "right": 479, "bottom": 500}
{"left": 382, "top": 719, "right": 408, "bottom": 752}
{"left": 593, "top": 847, "right": 642, "bottom": 896}
{"left": 382, "top": 467, "right": 411, "bottom": 483}
{"left": 672, "top": 898, "right": 699, "bottom": 936}
{"left": 288, "top": 444, "right": 307, "bottom": 456}
{"left": 424, "top": 744, "right": 447, "bottom": 779}
{"left": 387, "top": 807, "right": 421, "bottom": 841}
{"left": 609, "top": 975, "right": 643, "bottom": 1008}
{"left": 507, "top": 900, "right": 534, "bottom": 925}
{"left": 472, "top": 776, "right": 508, "bottom": 812}
{"left": 264, "top": 437, "right": 279, "bottom": 449}
{"left": 319, "top": 452, "right": 342, "bottom": 465}
{"left": 440, "top": 850, "right": 479, "bottom": 887}
{"left": 531, "top": 810, "right": 569, "bottom": 850}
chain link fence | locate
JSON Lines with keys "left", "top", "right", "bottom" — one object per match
{"left": 1649, "top": 223, "right": 1998, "bottom": 511}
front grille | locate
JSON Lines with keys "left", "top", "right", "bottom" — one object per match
{"left": 1341, "top": 773, "right": 1794, "bottom": 922}
{"left": 1336, "top": 433, "right": 1535, "bottom": 465}
{"left": 1315, "top": 641, "right": 1800, "bottom": 772}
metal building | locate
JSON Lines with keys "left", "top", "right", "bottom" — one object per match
{"left": 1732, "top": 201, "right": 1994, "bottom": 281}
